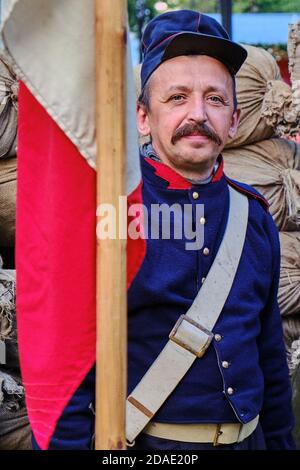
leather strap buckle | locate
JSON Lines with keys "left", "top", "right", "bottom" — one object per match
{"left": 213, "top": 424, "right": 223, "bottom": 446}
{"left": 169, "top": 314, "right": 214, "bottom": 358}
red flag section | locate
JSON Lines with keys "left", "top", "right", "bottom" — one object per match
{"left": 16, "top": 82, "right": 145, "bottom": 449}
{"left": 17, "top": 82, "right": 96, "bottom": 449}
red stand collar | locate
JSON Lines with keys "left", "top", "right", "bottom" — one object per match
{"left": 144, "top": 155, "right": 224, "bottom": 190}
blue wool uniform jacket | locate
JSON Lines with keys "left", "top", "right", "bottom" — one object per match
{"left": 128, "top": 154, "right": 295, "bottom": 450}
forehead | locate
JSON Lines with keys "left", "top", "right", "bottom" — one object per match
{"left": 149, "top": 55, "right": 233, "bottom": 93}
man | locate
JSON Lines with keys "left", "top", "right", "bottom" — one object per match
{"left": 126, "top": 10, "right": 295, "bottom": 450}
{"left": 33, "top": 10, "right": 295, "bottom": 450}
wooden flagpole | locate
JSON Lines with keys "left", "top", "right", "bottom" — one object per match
{"left": 95, "top": 0, "right": 127, "bottom": 450}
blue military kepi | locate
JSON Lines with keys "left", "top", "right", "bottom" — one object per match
{"left": 141, "top": 10, "right": 247, "bottom": 90}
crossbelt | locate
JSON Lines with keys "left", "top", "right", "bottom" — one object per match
{"left": 126, "top": 187, "right": 249, "bottom": 443}
{"left": 143, "top": 416, "right": 259, "bottom": 446}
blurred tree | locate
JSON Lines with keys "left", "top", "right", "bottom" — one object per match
{"left": 128, "top": 0, "right": 299, "bottom": 32}
{"left": 233, "top": 0, "right": 300, "bottom": 12}
{"left": 164, "top": 0, "right": 218, "bottom": 11}
{"left": 128, "top": 0, "right": 156, "bottom": 31}
{"left": 128, "top": 0, "right": 218, "bottom": 30}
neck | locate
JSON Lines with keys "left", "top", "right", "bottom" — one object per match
{"left": 142, "top": 143, "right": 218, "bottom": 182}
{"left": 173, "top": 165, "right": 215, "bottom": 182}
{"left": 158, "top": 156, "right": 217, "bottom": 182}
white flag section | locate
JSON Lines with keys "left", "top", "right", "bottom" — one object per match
{"left": 1, "top": 0, "right": 140, "bottom": 194}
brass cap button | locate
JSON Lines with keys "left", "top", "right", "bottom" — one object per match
{"left": 203, "top": 247, "right": 210, "bottom": 256}
{"left": 214, "top": 334, "right": 222, "bottom": 342}
{"left": 222, "top": 361, "right": 229, "bottom": 369}
{"left": 227, "top": 387, "right": 234, "bottom": 395}
{"left": 200, "top": 217, "right": 206, "bottom": 225}
{"left": 192, "top": 192, "right": 199, "bottom": 200}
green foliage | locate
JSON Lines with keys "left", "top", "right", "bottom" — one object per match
{"left": 163, "top": 1, "right": 218, "bottom": 12}
{"left": 128, "top": 0, "right": 157, "bottom": 31}
{"left": 233, "top": 0, "right": 300, "bottom": 13}
{"left": 128, "top": 0, "right": 218, "bottom": 30}
{"left": 128, "top": 0, "right": 300, "bottom": 31}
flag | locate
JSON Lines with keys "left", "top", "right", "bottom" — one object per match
{"left": 1, "top": 0, "right": 144, "bottom": 449}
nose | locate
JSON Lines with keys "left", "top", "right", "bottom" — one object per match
{"left": 187, "top": 95, "right": 207, "bottom": 123}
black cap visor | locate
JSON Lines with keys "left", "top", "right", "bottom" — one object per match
{"left": 162, "top": 32, "right": 247, "bottom": 75}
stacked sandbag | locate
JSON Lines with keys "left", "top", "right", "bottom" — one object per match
{"left": 0, "top": 51, "right": 18, "bottom": 248}
{"left": 282, "top": 316, "right": 300, "bottom": 376}
{"left": 278, "top": 233, "right": 300, "bottom": 378}
{"left": 225, "top": 44, "right": 280, "bottom": 149}
{"left": 0, "top": 156, "right": 16, "bottom": 247}
{"left": 223, "top": 23, "right": 300, "bottom": 375}
{"left": 224, "top": 140, "right": 300, "bottom": 374}
{"left": 223, "top": 138, "right": 300, "bottom": 231}
{"left": 0, "top": 266, "right": 31, "bottom": 450}
{"left": 0, "top": 54, "right": 31, "bottom": 449}
{"left": 262, "top": 21, "right": 300, "bottom": 140}
{"left": 278, "top": 232, "right": 300, "bottom": 318}
{"left": 0, "top": 52, "right": 18, "bottom": 159}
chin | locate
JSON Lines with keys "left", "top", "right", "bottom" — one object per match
{"left": 178, "top": 153, "right": 214, "bottom": 166}
{"left": 178, "top": 143, "right": 219, "bottom": 159}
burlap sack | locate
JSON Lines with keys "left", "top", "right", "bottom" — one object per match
{"left": 279, "top": 231, "right": 300, "bottom": 376}
{"left": 0, "top": 405, "right": 32, "bottom": 450}
{"left": 223, "top": 138, "right": 300, "bottom": 231}
{"left": 225, "top": 45, "right": 280, "bottom": 149}
{"left": 262, "top": 79, "right": 300, "bottom": 139}
{"left": 282, "top": 316, "right": 300, "bottom": 376}
{"left": 0, "top": 52, "right": 18, "bottom": 159}
{"left": 0, "top": 268, "right": 32, "bottom": 450}
{"left": 289, "top": 21, "right": 300, "bottom": 83}
{"left": 278, "top": 232, "right": 300, "bottom": 318}
{"left": 283, "top": 316, "right": 300, "bottom": 343}
{"left": 0, "top": 267, "right": 15, "bottom": 345}
{"left": 262, "top": 21, "right": 300, "bottom": 139}
{"left": 0, "top": 157, "right": 16, "bottom": 247}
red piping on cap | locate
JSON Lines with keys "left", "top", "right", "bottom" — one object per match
{"left": 196, "top": 13, "right": 201, "bottom": 31}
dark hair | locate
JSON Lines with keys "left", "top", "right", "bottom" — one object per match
{"left": 232, "top": 76, "right": 237, "bottom": 111}
{"left": 138, "top": 80, "right": 151, "bottom": 110}
{"left": 138, "top": 72, "right": 238, "bottom": 112}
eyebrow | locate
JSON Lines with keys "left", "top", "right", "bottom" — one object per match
{"left": 205, "top": 85, "right": 229, "bottom": 97}
{"left": 163, "top": 84, "right": 230, "bottom": 97}
{"left": 163, "top": 85, "right": 191, "bottom": 95}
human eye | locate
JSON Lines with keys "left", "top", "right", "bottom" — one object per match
{"left": 207, "top": 94, "right": 228, "bottom": 106}
{"left": 169, "top": 94, "right": 185, "bottom": 102}
{"left": 208, "top": 95, "right": 223, "bottom": 103}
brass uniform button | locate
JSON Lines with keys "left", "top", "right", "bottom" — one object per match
{"left": 222, "top": 361, "right": 229, "bottom": 369}
{"left": 201, "top": 277, "right": 206, "bottom": 284}
{"left": 200, "top": 217, "right": 206, "bottom": 225}
{"left": 214, "top": 334, "right": 222, "bottom": 342}
{"left": 227, "top": 387, "right": 234, "bottom": 395}
{"left": 203, "top": 247, "right": 210, "bottom": 256}
{"left": 192, "top": 192, "right": 199, "bottom": 200}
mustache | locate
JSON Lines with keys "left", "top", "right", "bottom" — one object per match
{"left": 171, "top": 122, "right": 222, "bottom": 146}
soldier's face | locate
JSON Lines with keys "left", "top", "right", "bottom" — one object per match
{"left": 137, "top": 55, "right": 240, "bottom": 180}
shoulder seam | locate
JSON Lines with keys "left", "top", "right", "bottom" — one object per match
{"left": 225, "top": 176, "right": 269, "bottom": 212}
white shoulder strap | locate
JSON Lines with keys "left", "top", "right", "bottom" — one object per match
{"left": 126, "top": 186, "right": 249, "bottom": 443}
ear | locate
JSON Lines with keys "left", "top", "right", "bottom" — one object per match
{"left": 137, "top": 103, "right": 151, "bottom": 137}
{"left": 228, "top": 108, "right": 241, "bottom": 139}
